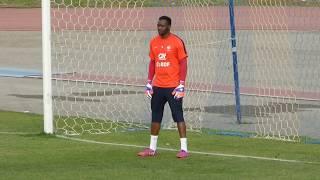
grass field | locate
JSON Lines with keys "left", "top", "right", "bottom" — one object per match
{"left": 0, "top": 0, "right": 319, "bottom": 8}
{"left": 1, "top": 110, "right": 320, "bottom": 180}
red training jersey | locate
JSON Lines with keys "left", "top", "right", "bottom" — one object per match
{"left": 149, "top": 33, "right": 188, "bottom": 88}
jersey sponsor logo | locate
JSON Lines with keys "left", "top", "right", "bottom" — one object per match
{"left": 158, "top": 53, "right": 167, "bottom": 61}
{"left": 156, "top": 61, "right": 170, "bottom": 68}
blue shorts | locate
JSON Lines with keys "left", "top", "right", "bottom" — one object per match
{"left": 151, "top": 86, "right": 184, "bottom": 123}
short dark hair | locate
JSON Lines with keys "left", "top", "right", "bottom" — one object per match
{"left": 159, "top": 16, "right": 171, "bottom": 26}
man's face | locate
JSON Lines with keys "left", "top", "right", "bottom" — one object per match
{"left": 157, "top": 19, "right": 170, "bottom": 36}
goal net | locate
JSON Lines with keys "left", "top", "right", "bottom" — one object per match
{"left": 52, "top": 0, "right": 217, "bottom": 135}
{"left": 50, "top": 0, "right": 320, "bottom": 141}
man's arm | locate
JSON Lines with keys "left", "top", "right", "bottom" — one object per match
{"left": 176, "top": 37, "right": 188, "bottom": 85}
{"left": 179, "top": 58, "right": 187, "bottom": 85}
{"left": 172, "top": 58, "right": 187, "bottom": 99}
{"left": 148, "top": 60, "right": 155, "bottom": 82}
{"left": 172, "top": 37, "right": 188, "bottom": 99}
{"left": 145, "top": 60, "right": 155, "bottom": 99}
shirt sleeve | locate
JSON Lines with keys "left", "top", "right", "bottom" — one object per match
{"left": 179, "top": 58, "right": 187, "bottom": 83}
{"left": 148, "top": 60, "right": 155, "bottom": 81}
{"left": 149, "top": 41, "right": 155, "bottom": 61}
{"left": 177, "top": 39, "right": 188, "bottom": 61}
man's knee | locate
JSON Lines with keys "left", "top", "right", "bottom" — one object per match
{"left": 172, "top": 112, "right": 184, "bottom": 123}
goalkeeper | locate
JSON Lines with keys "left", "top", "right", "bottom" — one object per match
{"left": 138, "top": 16, "right": 188, "bottom": 158}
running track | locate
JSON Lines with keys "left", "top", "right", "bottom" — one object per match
{"left": 0, "top": 7, "right": 319, "bottom": 31}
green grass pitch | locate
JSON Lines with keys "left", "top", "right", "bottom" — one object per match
{"left": 1, "top": 110, "right": 320, "bottom": 179}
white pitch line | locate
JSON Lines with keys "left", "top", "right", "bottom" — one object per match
{"left": 0, "top": 131, "right": 39, "bottom": 135}
{"left": 56, "top": 135, "right": 320, "bottom": 165}
{"left": 1, "top": 132, "right": 318, "bottom": 165}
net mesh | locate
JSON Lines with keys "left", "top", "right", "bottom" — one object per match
{"left": 51, "top": 0, "right": 320, "bottom": 141}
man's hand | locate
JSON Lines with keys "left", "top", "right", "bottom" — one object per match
{"left": 172, "top": 84, "right": 185, "bottom": 99}
{"left": 145, "top": 82, "right": 153, "bottom": 99}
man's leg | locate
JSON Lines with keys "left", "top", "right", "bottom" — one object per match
{"left": 167, "top": 88, "right": 188, "bottom": 158}
{"left": 149, "top": 87, "right": 167, "bottom": 151}
{"left": 149, "top": 122, "right": 161, "bottom": 152}
{"left": 177, "top": 121, "right": 186, "bottom": 138}
{"left": 138, "top": 87, "right": 166, "bottom": 157}
{"left": 177, "top": 122, "right": 188, "bottom": 157}
{"left": 151, "top": 122, "right": 161, "bottom": 136}
{"left": 167, "top": 89, "right": 186, "bottom": 138}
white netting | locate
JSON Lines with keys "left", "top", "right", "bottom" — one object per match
{"left": 235, "top": 0, "right": 319, "bottom": 141}
{"left": 51, "top": 0, "right": 219, "bottom": 135}
{"left": 51, "top": 0, "right": 320, "bottom": 140}
{"left": 248, "top": 0, "right": 299, "bottom": 141}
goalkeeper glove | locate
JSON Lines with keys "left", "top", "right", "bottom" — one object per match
{"left": 172, "top": 84, "right": 185, "bottom": 99}
{"left": 145, "top": 82, "right": 153, "bottom": 99}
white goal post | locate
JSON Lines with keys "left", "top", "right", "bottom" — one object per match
{"left": 42, "top": 0, "right": 53, "bottom": 134}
